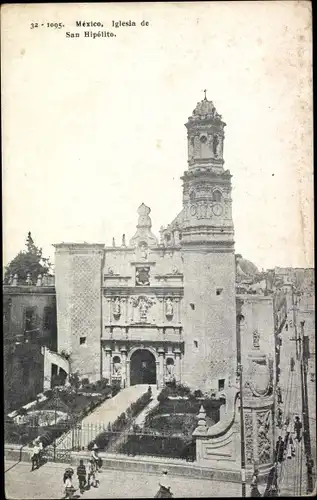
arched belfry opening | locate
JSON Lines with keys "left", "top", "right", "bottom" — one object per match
{"left": 130, "top": 349, "right": 157, "bottom": 385}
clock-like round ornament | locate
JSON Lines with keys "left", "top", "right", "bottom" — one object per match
{"left": 212, "top": 203, "right": 223, "bottom": 216}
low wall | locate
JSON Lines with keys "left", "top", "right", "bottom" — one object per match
{"left": 4, "top": 444, "right": 240, "bottom": 482}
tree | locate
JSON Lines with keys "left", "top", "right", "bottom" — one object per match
{"left": 4, "top": 232, "right": 52, "bottom": 283}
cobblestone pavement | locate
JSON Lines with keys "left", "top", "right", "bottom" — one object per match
{"left": 5, "top": 460, "right": 242, "bottom": 499}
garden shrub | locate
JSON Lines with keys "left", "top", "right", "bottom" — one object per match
{"left": 120, "top": 434, "right": 196, "bottom": 461}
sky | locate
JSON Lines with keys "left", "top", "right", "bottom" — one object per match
{"left": 2, "top": 1, "right": 313, "bottom": 271}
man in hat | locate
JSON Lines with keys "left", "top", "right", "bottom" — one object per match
{"left": 155, "top": 469, "right": 173, "bottom": 498}
{"left": 91, "top": 443, "right": 102, "bottom": 471}
{"left": 294, "top": 416, "right": 302, "bottom": 442}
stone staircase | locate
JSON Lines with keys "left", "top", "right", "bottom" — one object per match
{"left": 55, "top": 384, "right": 152, "bottom": 451}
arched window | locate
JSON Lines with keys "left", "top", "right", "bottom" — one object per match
{"left": 212, "top": 190, "right": 222, "bottom": 203}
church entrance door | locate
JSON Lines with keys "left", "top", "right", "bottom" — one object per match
{"left": 130, "top": 349, "right": 156, "bottom": 385}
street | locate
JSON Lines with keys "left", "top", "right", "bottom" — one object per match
{"left": 276, "top": 298, "right": 316, "bottom": 497}
{"left": 5, "top": 460, "right": 242, "bottom": 499}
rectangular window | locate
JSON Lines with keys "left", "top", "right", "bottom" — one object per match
{"left": 24, "top": 307, "right": 37, "bottom": 333}
{"left": 80, "top": 337, "right": 87, "bottom": 345}
{"left": 216, "top": 288, "right": 223, "bottom": 296}
{"left": 218, "top": 379, "right": 225, "bottom": 391}
{"left": 190, "top": 303, "right": 195, "bottom": 310}
{"left": 43, "top": 306, "right": 53, "bottom": 330}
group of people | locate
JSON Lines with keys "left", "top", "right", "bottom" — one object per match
{"left": 62, "top": 444, "right": 102, "bottom": 499}
{"left": 250, "top": 415, "right": 303, "bottom": 498}
{"left": 275, "top": 415, "right": 302, "bottom": 464}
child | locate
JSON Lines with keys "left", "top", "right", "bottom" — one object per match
{"left": 63, "top": 468, "right": 75, "bottom": 499}
{"left": 77, "top": 459, "right": 87, "bottom": 492}
{"left": 87, "top": 459, "right": 96, "bottom": 488}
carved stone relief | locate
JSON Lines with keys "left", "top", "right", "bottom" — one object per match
{"left": 253, "top": 330, "right": 260, "bottom": 349}
{"left": 245, "top": 354, "right": 273, "bottom": 397}
{"left": 244, "top": 413, "right": 254, "bottom": 465}
{"left": 136, "top": 267, "right": 150, "bottom": 286}
{"left": 257, "top": 410, "right": 272, "bottom": 464}
{"left": 131, "top": 296, "right": 155, "bottom": 323}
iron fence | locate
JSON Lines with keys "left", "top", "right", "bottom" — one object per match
{"left": 5, "top": 422, "right": 196, "bottom": 462}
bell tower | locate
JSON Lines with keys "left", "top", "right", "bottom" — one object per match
{"left": 181, "top": 93, "right": 236, "bottom": 391}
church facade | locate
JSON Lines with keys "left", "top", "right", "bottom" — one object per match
{"left": 54, "top": 97, "right": 237, "bottom": 392}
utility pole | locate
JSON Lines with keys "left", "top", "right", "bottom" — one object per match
{"left": 236, "top": 310, "right": 246, "bottom": 497}
{"left": 238, "top": 361, "right": 246, "bottom": 497}
{"left": 299, "top": 320, "right": 314, "bottom": 493}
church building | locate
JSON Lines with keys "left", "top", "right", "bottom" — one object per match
{"left": 54, "top": 96, "right": 237, "bottom": 392}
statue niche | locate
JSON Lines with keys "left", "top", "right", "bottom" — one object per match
{"left": 165, "top": 298, "right": 174, "bottom": 319}
{"left": 165, "top": 358, "right": 175, "bottom": 383}
{"left": 112, "top": 356, "right": 122, "bottom": 377}
{"left": 112, "top": 298, "right": 121, "bottom": 319}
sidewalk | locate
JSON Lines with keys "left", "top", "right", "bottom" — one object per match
{"left": 4, "top": 459, "right": 242, "bottom": 499}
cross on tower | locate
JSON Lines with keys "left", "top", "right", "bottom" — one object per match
{"left": 203, "top": 89, "right": 207, "bottom": 100}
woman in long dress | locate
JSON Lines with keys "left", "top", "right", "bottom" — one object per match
{"left": 155, "top": 470, "right": 173, "bottom": 498}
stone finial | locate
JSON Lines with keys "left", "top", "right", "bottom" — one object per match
{"left": 26, "top": 273, "right": 32, "bottom": 285}
{"left": 196, "top": 405, "right": 207, "bottom": 428}
{"left": 12, "top": 274, "right": 18, "bottom": 286}
{"left": 129, "top": 204, "right": 158, "bottom": 248}
{"left": 112, "top": 237, "right": 116, "bottom": 247}
{"left": 8, "top": 274, "right": 13, "bottom": 285}
{"left": 122, "top": 234, "right": 126, "bottom": 247}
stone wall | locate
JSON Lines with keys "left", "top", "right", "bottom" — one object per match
{"left": 182, "top": 250, "right": 237, "bottom": 391}
{"left": 54, "top": 244, "right": 104, "bottom": 381}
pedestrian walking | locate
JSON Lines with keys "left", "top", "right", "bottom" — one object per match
{"left": 87, "top": 459, "right": 97, "bottom": 488}
{"left": 91, "top": 443, "right": 102, "bottom": 470}
{"left": 276, "top": 407, "right": 283, "bottom": 428}
{"left": 290, "top": 356, "right": 295, "bottom": 372}
{"left": 250, "top": 469, "right": 261, "bottom": 497}
{"left": 294, "top": 416, "right": 302, "bottom": 442}
{"left": 283, "top": 418, "right": 292, "bottom": 455}
{"left": 155, "top": 470, "right": 173, "bottom": 498}
{"left": 286, "top": 435, "right": 295, "bottom": 459}
{"left": 275, "top": 436, "right": 284, "bottom": 463}
{"left": 264, "top": 464, "right": 279, "bottom": 497}
{"left": 30, "top": 442, "right": 40, "bottom": 471}
{"left": 76, "top": 459, "right": 87, "bottom": 493}
{"left": 277, "top": 386, "right": 283, "bottom": 404}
